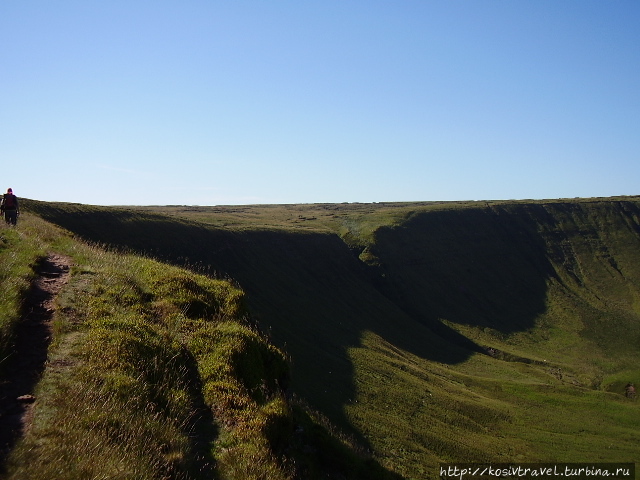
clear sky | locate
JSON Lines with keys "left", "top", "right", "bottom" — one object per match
{"left": 1, "top": 1, "right": 638, "bottom": 206}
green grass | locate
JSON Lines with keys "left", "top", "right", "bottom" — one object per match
{"left": 19, "top": 196, "right": 640, "bottom": 478}
{"left": 2, "top": 212, "right": 395, "bottom": 479}
{"left": 0, "top": 216, "right": 67, "bottom": 369}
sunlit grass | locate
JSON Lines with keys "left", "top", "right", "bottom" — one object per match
{"left": 0, "top": 216, "right": 58, "bottom": 368}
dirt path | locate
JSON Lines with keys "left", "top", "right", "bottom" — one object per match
{"left": 0, "top": 253, "right": 71, "bottom": 465}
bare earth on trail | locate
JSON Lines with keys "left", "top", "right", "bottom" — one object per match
{"left": 0, "top": 254, "right": 71, "bottom": 465}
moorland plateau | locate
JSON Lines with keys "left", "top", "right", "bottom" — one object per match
{"left": 0, "top": 196, "right": 638, "bottom": 479}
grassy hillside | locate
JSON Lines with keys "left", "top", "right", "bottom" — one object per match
{"left": 0, "top": 215, "right": 396, "bottom": 480}
{"left": 22, "top": 198, "right": 640, "bottom": 478}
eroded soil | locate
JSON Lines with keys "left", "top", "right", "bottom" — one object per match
{"left": 0, "top": 254, "right": 71, "bottom": 465}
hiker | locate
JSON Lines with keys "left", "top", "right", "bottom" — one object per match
{"left": 625, "top": 383, "right": 636, "bottom": 399}
{"left": 0, "top": 188, "right": 19, "bottom": 226}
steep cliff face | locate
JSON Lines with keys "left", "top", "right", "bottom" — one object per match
{"left": 366, "top": 201, "right": 640, "bottom": 361}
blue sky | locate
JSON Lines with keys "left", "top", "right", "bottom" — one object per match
{"left": 1, "top": 1, "right": 638, "bottom": 206}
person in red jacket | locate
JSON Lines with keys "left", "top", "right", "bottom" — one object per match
{"left": 1, "top": 188, "right": 20, "bottom": 226}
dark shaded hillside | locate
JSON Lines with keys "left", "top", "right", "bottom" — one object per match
{"left": 24, "top": 198, "right": 640, "bottom": 476}
{"left": 369, "top": 201, "right": 640, "bottom": 340}
{"left": 368, "top": 205, "right": 553, "bottom": 338}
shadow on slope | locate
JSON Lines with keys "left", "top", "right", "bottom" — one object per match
{"left": 365, "top": 200, "right": 640, "bottom": 367}
{"left": 368, "top": 204, "right": 556, "bottom": 336}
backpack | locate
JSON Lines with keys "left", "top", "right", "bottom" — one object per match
{"left": 3, "top": 194, "right": 15, "bottom": 208}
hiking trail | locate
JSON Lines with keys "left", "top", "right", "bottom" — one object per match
{"left": 0, "top": 253, "right": 71, "bottom": 465}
